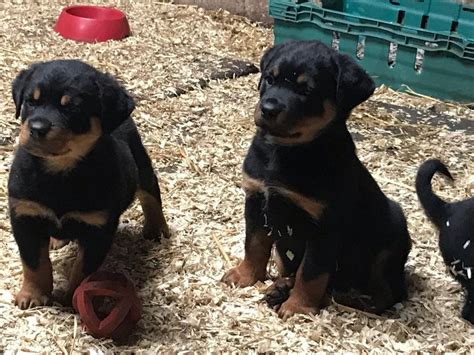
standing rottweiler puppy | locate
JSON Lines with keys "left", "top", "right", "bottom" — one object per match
{"left": 9, "top": 60, "right": 169, "bottom": 309}
{"left": 222, "top": 40, "right": 412, "bottom": 319}
{"left": 416, "top": 159, "right": 474, "bottom": 324}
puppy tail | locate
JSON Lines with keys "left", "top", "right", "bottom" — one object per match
{"left": 415, "top": 159, "right": 453, "bottom": 229}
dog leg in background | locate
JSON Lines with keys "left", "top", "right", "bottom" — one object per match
{"left": 66, "top": 228, "right": 115, "bottom": 301}
{"left": 222, "top": 193, "right": 273, "bottom": 286}
{"left": 127, "top": 131, "right": 170, "bottom": 240}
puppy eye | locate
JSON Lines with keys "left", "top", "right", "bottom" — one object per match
{"left": 265, "top": 75, "right": 274, "bottom": 85}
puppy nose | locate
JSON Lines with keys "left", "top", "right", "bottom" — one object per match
{"left": 261, "top": 99, "right": 285, "bottom": 119}
{"left": 28, "top": 118, "right": 52, "bottom": 138}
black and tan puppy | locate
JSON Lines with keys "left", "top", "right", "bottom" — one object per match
{"left": 9, "top": 60, "right": 169, "bottom": 309}
{"left": 416, "top": 159, "right": 474, "bottom": 324}
{"left": 222, "top": 40, "right": 412, "bottom": 319}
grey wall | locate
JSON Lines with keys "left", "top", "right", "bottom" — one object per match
{"left": 173, "top": 0, "right": 271, "bottom": 24}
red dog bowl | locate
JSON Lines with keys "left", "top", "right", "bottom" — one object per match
{"left": 54, "top": 6, "right": 130, "bottom": 43}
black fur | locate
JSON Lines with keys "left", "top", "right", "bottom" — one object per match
{"left": 247, "top": 40, "right": 411, "bottom": 313}
{"left": 9, "top": 60, "right": 167, "bottom": 306}
{"left": 416, "top": 159, "right": 474, "bottom": 324}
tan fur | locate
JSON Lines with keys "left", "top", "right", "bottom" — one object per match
{"left": 61, "top": 210, "right": 108, "bottom": 228}
{"left": 269, "top": 185, "right": 325, "bottom": 220}
{"left": 242, "top": 172, "right": 265, "bottom": 196}
{"left": 10, "top": 198, "right": 108, "bottom": 228}
{"left": 33, "top": 87, "right": 40, "bottom": 101}
{"left": 271, "top": 100, "right": 336, "bottom": 145}
{"left": 43, "top": 117, "right": 102, "bottom": 173}
{"left": 241, "top": 171, "right": 325, "bottom": 220}
{"left": 68, "top": 246, "right": 86, "bottom": 295}
{"left": 296, "top": 73, "right": 307, "bottom": 84}
{"left": 60, "top": 95, "right": 71, "bottom": 106}
{"left": 10, "top": 198, "right": 56, "bottom": 221}
{"left": 271, "top": 66, "right": 280, "bottom": 77}
{"left": 136, "top": 189, "right": 170, "bottom": 239}
{"left": 15, "top": 245, "right": 53, "bottom": 309}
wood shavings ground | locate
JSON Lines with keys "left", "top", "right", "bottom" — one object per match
{"left": 0, "top": 0, "right": 473, "bottom": 353}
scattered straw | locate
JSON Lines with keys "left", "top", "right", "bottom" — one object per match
{"left": 0, "top": 0, "right": 473, "bottom": 353}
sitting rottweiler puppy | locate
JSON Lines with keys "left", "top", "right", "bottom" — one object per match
{"left": 416, "top": 159, "right": 474, "bottom": 324}
{"left": 222, "top": 40, "right": 412, "bottom": 319}
{"left": 9, "top": 60, "right": 169, "bottom": 309}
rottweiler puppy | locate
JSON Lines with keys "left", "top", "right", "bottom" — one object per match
{"left": 222, "top": 40, "right": 412, "bottom": 320}
{"left": 416, "top": 159, "right": 474, "bottom": 324}
{"left": 9, "top": 60, "right": 169, "bottom": 309}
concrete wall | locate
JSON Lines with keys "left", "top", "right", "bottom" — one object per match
{"left": 173, "top": 0, "right": 271, "bottom": 24}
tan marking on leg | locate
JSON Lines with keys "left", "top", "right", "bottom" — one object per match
{"left": 68, "top": 246, "right": 86, "bottom": 297}
{"left": 137, "top": 189, "right": 170, "bottom": 239}
{"left": 9, "top": 198, "right": 57, "bottom": 221}
{"left": 222, "top": 229, "right": 273, "bottom": 287}
{"left": 60, "top": 95, "right": 71, "bottom": 106}
{"left": 270, "top": 100, "right": 336, "bottom": 145}
{"left": 33, "top": 87, "right": 41, "bottom": 101}
{"left": 49, "top": 237, "right": 69, "bottom": 250}
{"left": 242, "top": 172, "right": 265, "bottom": 196}
{"left": 278, "top": 261, "right": 330, "bottom": 320}
{"left": 269, "top": 186, "right": 325, "bottom": 220}
{"left": 43, "top": 117, "right": 102, "bottom": 174}
{"left": 61, "top": 210, "right": 108, "bottom": 228}
{"left": 15, "top": 245, "right": 53, "bottom": 309}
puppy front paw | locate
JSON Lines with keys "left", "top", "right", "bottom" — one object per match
{"left": 143, "top": 221, "right": 170, "bottom": 241}
{"left": 222, "top": 261, "right": 265, "bottom": 287}
{"left": 277, "top": 296, "right": 320, "bottom": 321}
{"left": 15, "top": 288, "right": 51, "bottom": 309}
{"left": 264, "top": 277, "right": 295, "bottom": 308}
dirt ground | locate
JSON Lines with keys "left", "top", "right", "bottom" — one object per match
{"left": 0, "top": 1, "right": 473, "bottom": 353}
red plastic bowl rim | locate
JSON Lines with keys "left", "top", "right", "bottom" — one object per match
{"left": 62, "top": 5, "right": 127, "bottom": 22}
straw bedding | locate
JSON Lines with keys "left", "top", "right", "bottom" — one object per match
{"left": 0, "top": 1, "right": 473, "bottom": 352}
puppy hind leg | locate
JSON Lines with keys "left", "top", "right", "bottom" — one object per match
{"left": 130, "top": 135, "right": 169, "bottom": 240}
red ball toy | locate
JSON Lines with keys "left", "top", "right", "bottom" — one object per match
{"left": 72, "top": 271, "right": 141, "bottom": 340}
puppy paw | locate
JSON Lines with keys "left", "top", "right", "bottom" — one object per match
{"left": 49, "top": 237, "right": 70, "bottom": 250}
{"left": 15, "top": 288, "right": 51, "bottom": 309}
{"left": 143, "top": 222, "right": 170, "bottom": 241}
{"left": 52, "top": 289, "right": 73, "bottom": 307}
{"left": 277, "top": 297, "right": 320, "bottom": 321}
{"left": 264, "top": 277, "right": 295, "bottom": 308}
{"left": 222, "top": 262, "right": 265, "bottom": 287}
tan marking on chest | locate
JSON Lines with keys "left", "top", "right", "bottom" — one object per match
{"left": 10, "top": 198, "right": 108, "bottom": 228}
{"left": 242, "top": 172, "right": 265, "bottom": 196}
{"left": 241, "top": 173, "right": 325, "bottom": 220}
{"left": 61, "top": 210, "right": 108, "bottom": 227}
{"left": 10, "top": 198, "right": 56, "bottom": 221}
{"left": 269, "top": 185, "right": 325, "bottom": 220}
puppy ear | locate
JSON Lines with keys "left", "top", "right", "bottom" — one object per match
{"left": 12, "top": 66, "right": 36, "bottom": 119}
{"left": 336, "top": 53, "right": 375, "bottom": 113}
{"left": 96, "top": 73, "right": 135, "bottom": 133}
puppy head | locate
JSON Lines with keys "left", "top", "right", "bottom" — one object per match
{"left": 12, "top": 60, "right": 134, "bottom": 169}
{"left": 256, "top": 40, "right": 374, "bottom": 145}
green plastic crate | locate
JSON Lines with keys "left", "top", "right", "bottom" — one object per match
{"left": 344, "top": 0, "right": 474, "bottom": 38}
{"left": 270, "top": 0, "right": 474, "bottom": 103}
